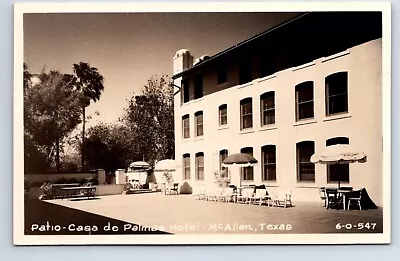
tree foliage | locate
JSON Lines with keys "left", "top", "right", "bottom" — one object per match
{"left": 72, "top": 62, "right": 105, "bottom": 171}
{"left": 23, "top": 65, "right": 82, "bottom": 173}
{"left": 123, "top": 75, "right": 175, "bottom": 167}
{"left": 83, "top": 123, "right": 139, "bottom": 172}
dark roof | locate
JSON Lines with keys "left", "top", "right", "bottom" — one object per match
{"left": 172, "top": 11, "right": 382, "bottom": 80}
{"left": 172, "top": 12, "right": 309, "bottom": 79}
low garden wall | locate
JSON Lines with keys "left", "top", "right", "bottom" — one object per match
{"left": 25, "top": 172, "right": 98, "bottom": 187}
{"left": 27, "top": 184, "right": 125, "bottom": 199}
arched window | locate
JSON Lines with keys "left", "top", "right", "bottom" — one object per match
{"left": 240, "top": 98, "right": 253, "bottom": 130}
{"left": 325, "top": 72, "right": 348, "bottom": 115}
{"left": 195, "top": 152, "right": 204, "bottom": 180}
{"left": 260, "top": 91, "right": 275, "bottom": 125}
{"left": 261, "top": 145, "right": 276, "bottom": 181}
{"left": 219, "top": 104, "right": 228, "bottom": 126}
{"left": 182, "top": 114, "right": 190, "bottom": 139}
{"left": 195, "top": 111, "right": 203, "bottom": 137}
{"left": 326, "top": 137, "right": 350, "bottom": 184}
{"left": 182, "top": 153, "right": 190, "bottom": 180}
{"left": 240, "top": 147, "right": 254, "bottom": 181}
{"left": 296, "top": 141, "right": 315, "bottom": 182}
{"left": 295, "top": 81, "right": 314, "bottom": 121}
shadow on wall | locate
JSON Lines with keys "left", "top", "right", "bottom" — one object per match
{"left": 179, "top": 181, "right": 193, "bottom": 194}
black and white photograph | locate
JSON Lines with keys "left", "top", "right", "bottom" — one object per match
{"left": 13, "top": 2, "right": 391, "bottom": 245}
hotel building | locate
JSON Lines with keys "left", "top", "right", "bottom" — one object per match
{"left": 171, "top": 12, "right": 383, "bottom": 205}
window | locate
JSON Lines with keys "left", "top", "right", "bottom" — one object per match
{"left": 195, "top": 152, "right": 204, "bottom": 180}
{"left": 239, "top": 62, "right": 252, "bottom": 85}
{"left": 325, "top": 72, "right": 348, "bottom": 116}
{"left": 240, "top": 98, "right": 253, "bottom": 130}
{"left": 219, "top": 104, "right": 228, "bottom": 126}
{"left": 295, "top": 81, "right": 314, "bottom": 121}
{"left": 217, "top": 66, "right": 227, "bottom": 84}
{"left": 183, "top": 154, "right": 190, "bottom": 180}
{"left": 182, "top": 114, "right": 190, "bottom": 139}
{"left": 260, "top": 92, "right": 275, "bottom": 125}
{"left": 219, "top": 149, "right": 229, "bottom": 177}
{"left": 194, "top": 74, "right": 203, "bottom": 99}
{"left": 195, "top": 111, "right": 203, "bottom": 137}
{"left": 182, "top": 79, "right": 190, "bottom": 103}
{"left": 326, "top": 137, "right": 350, "bottom": 184}
{"left": 241, "top": 147, "right": 254, "bottom": 181}
{"left": 296, "top": 141, "right": 315, "bottom": 182}
{"left": 262, "top": 145, "right": 276, "bottom": 181}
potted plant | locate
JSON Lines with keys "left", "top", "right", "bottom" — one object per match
{"left": 214, "top": 169, "right": 231, "bottom": 188}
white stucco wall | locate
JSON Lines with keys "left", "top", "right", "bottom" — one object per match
{"left": 173, "top": 39, "right": 383, "bottom": 206}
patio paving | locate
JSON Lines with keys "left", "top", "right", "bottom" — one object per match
{"left": 38, "top": 193, "right": 383, "bottom": 234}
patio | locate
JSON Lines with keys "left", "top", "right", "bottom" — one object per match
{"left": 30, "top": 193, "right": 383, "bottom": 234}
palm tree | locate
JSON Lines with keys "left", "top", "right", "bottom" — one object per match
{"left": 73, "top": 62, "right": 104, "bottom": 172}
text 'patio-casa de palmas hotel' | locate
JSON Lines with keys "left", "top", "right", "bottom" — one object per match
{"left": 171, "top": 12, "right": 383, "bottom": 205}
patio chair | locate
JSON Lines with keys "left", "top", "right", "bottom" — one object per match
{"left": 273, "top": 190, "right": 293, "bottom": 208}
{"left": 347, "top": 190, "right": 363, "bottom": 210}
{"left": 219, "top": 187, "right": 236, "bottom": 203}
{"left": 325, "top": 188, "right": 340, "bottom": 209}
{"left": 250, "top": 187, "right": 273, "bottom": 206}
{"left": 237, "top": 187, "right": 254, "bottom": 204}
{"left": 169, "top": 183, "right": 179, "bottom": 195}
{"left": 206, "top": 187, "right": 222, "bottom": 201}
{"left": 196, "top": 189, "right": 207, "bottom": 200}
{"left": 319, "top": 187, "right": 327, "bottom": 207}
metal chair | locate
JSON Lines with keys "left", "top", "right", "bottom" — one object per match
{"left": 325, "top": 188, "right": 340, "bottom": 209}
{"left": 319, "top": 187, "right": 327, "bottom": 207}
{"left": 347, "top": 190, "right": 362, "bottom": 210}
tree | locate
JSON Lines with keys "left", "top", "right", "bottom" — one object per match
{"left": 72, "top": 62, "right": 105, "bottom": 171}
{"left": 123, "top": 75, "right": 174, "bottom": 167}
{"left": 83, "top": 123, "right": 139, "bottom": 172}
{"left": 23, "top": 67, "right": 82, "bottom": 173}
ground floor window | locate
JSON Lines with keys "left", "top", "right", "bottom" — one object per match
{"left": 195, "top": 152, "right": 204, "bottom": 180}
{"left": 296, "top": 141, "right": 315, "bottom": 182}
{"left": 262, "top": 145, "right": 276, "bottom": 181}
{"left": 219, "top": 149, "right": 229, "bottom": 178}
{"left": 327, "top": 164, "right": 349, "bottom": 183}
{"left": 241, "top": 147, "right": 254, "bottom": 181}
{"left": 183, "top": 154, "right": 190, "bottom": 180}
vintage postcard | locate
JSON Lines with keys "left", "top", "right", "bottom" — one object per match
{"left": 14, "top": 2, "right": 391, "bottom": 245}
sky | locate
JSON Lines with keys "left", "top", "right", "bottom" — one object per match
{"left": 24, "top": 12, "right": 298, "bottom": 126}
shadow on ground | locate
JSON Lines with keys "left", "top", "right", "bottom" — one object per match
{"left": 24, "top": 198, "right": 170, "bottom": 235}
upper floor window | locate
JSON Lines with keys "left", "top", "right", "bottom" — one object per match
{"left": 195, "top": 111, "right": 204, "bottom": 137}
{"left": 183, "top": 153, "right": 190, "bottom": 180}
{"left": 195, "top": 152, "right": 204, "bottom": 180}
{"left": 326, "top": 137, "right": 350, "bottom": 184}
{"left": 182, "top": 114, "right": 190, "bottom": 139}
{"left": 182, "top": 79, "right": 190, "bottom": 104}
{"left": 194, "top": 74, "right": 203, "bottom": 99}
{"left": 260, "top": 91, "right": 275, "bottom": 125}
{"left": 240, "top": 98, "right": 253, "bottom": 130}
{"left": 239, "top": 62, "right": 252, "bottom": 85}
{"left": 217, "top": 66, "right": 227, "bottom": 85}
{"left": 325, "top": 72, "right": 348, "bottom": 116}
{"left": 240, "top": 147, "right": 254, "bottom": 181}
{"left": 262, "top": 145, "right": 276, "bottom": 181}
{"left": 219, "top": 104, "right": 228, "bottom": 126}
{"left": 295, "top": 81, "right": 314, "bottom": 121}
{"left": 296, "top": 141, "right": 315, "bottom": 182}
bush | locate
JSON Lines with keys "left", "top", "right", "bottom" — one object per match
{"left": 179, "top": 182, "right": 193, "bottom": 194}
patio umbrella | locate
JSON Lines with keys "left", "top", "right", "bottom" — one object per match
{"left": 129, "top": 161, "right": 151, "bottom": 170}
{"left": 222, "top": 153, "right": 258, "bottom": 187}
{"left": 154, "top": 159, "right": 176, "bottom": 172}
{"left": 310, "top": 144, "right": 367, "bottom": 188}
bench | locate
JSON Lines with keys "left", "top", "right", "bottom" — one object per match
{"left": 61, "top": 186, "right": 96, "bottom": 200}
